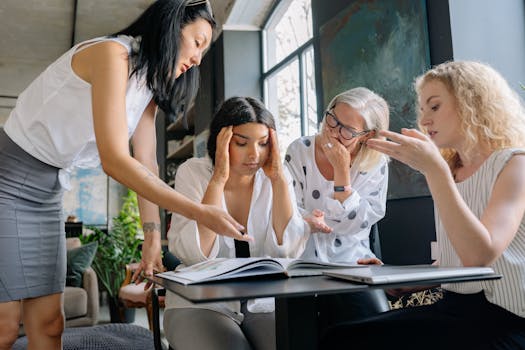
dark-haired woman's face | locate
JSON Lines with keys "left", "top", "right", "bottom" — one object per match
{"left": 176, "top": 18, "right": 212, "bottom": 78}
{"left": 229, "top": 123, "right": 270, "bottom": 177}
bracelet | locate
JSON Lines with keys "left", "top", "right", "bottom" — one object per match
{"left": 333, "top": 185, "right": 352, "bottom": 192}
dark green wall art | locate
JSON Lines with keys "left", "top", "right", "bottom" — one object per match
{"left": 319, "top": 0, "right": 431, "bottom": 199}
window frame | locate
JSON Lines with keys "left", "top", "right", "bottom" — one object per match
{"left": 261, "top": 0, "right": 316, "bottom": 138}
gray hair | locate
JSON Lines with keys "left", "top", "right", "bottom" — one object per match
{"left": 325, "top": 87, "right": 390, "bottom": 170}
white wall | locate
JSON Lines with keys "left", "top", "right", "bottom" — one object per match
{"left": 449, "top": 0, "right": 525, "bottom": 96}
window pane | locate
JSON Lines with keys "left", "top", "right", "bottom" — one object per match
{"left": 302, "top": 46, "right": 318, "bottom": 135}
{"left": 265, "top": 60, "right": 301, "bottom": 156}
{"left": 264, "top": 0, "right": 313, "bottom": 71}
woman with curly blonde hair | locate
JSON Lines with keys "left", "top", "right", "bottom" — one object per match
{"left": 321, "top": 61, "right": 525, "bottom": 349}
{"left": 417, "top": 61, "right": 525, "bottom": 171}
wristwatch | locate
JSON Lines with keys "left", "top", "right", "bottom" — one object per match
{"left": 334, "top": 185, "right": 352, "bottom": 192}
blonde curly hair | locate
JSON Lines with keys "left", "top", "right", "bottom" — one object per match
{"left": 415, "top": 61, "right": 525, "bottom": 170}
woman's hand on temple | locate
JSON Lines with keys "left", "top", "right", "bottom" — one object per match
{"left": 263, "top": 128, "right": 285, "bottom": 182}
{"left": 304, "top": 209, "right": 333, "bottom": 234}
{"left": 211, "top": 126, "right": 233, "bottom": 185}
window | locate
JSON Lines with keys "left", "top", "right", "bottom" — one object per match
{"left": 262, "top": 0, "right": 317, "bottom": 155}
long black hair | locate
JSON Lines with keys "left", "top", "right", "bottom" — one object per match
{"left": 207, "top": 97, "right": 276, "bottom": 165}
{"left": 113, "top": 0, "right": 215, "bottom": 121}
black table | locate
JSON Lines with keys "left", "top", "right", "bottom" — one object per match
{"left": 150, "top": 273, "right": 501, "bottom": 350}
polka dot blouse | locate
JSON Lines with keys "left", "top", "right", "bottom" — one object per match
{"left": 285, "top": 135, "right": 388, "bottom": 263}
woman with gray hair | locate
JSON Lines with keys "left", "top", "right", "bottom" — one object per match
{"left": 284, "top": 87, "right": 391, "bottom": 337}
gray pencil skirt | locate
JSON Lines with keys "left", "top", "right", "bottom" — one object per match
{"left": 0, "top": 129, "right": 65, "bottom": 302}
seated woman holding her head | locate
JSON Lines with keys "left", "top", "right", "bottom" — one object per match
{"left": 284, "top": 87, "right": 391, "bottom": 336}
{"left": 322, "top": 61, "right": 525, "bottom": 349}
{"left": 164, "top": 96, "right": 308, "bottom": 350}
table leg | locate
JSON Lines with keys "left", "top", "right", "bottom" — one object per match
{"left": 275, "top": 295, "right": 318, "bottom": 350}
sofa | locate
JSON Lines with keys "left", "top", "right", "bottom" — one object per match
{"left": 64, "top": 237, "right": 99, "bottom": 327}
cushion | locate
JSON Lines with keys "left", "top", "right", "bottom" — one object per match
{"left": 119, "top": 282, "right": 149, "bottom": 304}
{"left": 66, "top": 242, "right": 98, "bottom": 287}
{"left": 13, "top": 323, "right": 154, "bottom": 350}
{"left": 64, "top": 286, "right": 88, "bottom": 319}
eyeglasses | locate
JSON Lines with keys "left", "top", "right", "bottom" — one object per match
{"left": 324, "top": 110, "right": 372, "bottom": 140}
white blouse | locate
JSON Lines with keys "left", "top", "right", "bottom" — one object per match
{"left": 165, "top": 157, "right": 308, "bottom": 317}
{"left": 285, "top": 135, "right": 388, "bottom": 263}
{"left": 4, "top": 35, "right": 152, "bottom": 189}
{"left": 438, "top": 148, "right": 525, "bottom": 317}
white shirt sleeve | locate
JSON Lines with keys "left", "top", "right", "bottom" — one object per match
{"left": 284, "top": 140, "right": 309, "bottom": 218}
{"left": 167, "top": 158, "right": 220, "bottom": 266}
{"left": 262, "top": 167, "right": 310, "bottom": 258}
{"left": 323, "top": 158, "right": 388, "bottom": 236}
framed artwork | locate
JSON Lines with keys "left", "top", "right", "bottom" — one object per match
{"left": 63, "top": 166, "right": 108, "bottom": 226}
{"left": 319, "top": 0, "right": 431, "bottom": 199}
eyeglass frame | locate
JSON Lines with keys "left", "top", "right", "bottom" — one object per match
{"left": 324, "top": 110, "right": 373, "bottom": 140}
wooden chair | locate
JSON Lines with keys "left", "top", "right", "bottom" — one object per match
{"left": 119, "top": 263, "right": 165, "bottom": 331}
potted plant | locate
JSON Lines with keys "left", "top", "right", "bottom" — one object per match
{"left": 81, "top": 189, "right": 143, "bottom": 323}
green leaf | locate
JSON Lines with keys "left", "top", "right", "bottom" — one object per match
{"left": 86, "top": 189, "right": 143, "bottom": 297}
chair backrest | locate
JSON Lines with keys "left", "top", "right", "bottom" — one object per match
{"left": 65, "top": 222, "right": 83, "bottom": 238}
{"left": 369, "top": 223, "right": 382, "bottom": 260}
{"left": 162, "top": 247, "right": 181, "bottom": 271}
{"left": 377, "top": 196, "right": 436, "bottom": 265}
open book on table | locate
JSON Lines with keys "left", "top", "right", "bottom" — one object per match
{"left": 156, "top": 257, "right": 363, "bottom": 285}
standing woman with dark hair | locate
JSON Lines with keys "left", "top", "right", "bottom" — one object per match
{"left": 165, "top": 96, "right": 307, "bottom": 350}
{"left": 0, "top": 1, "right": 247, "bottom": 348}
